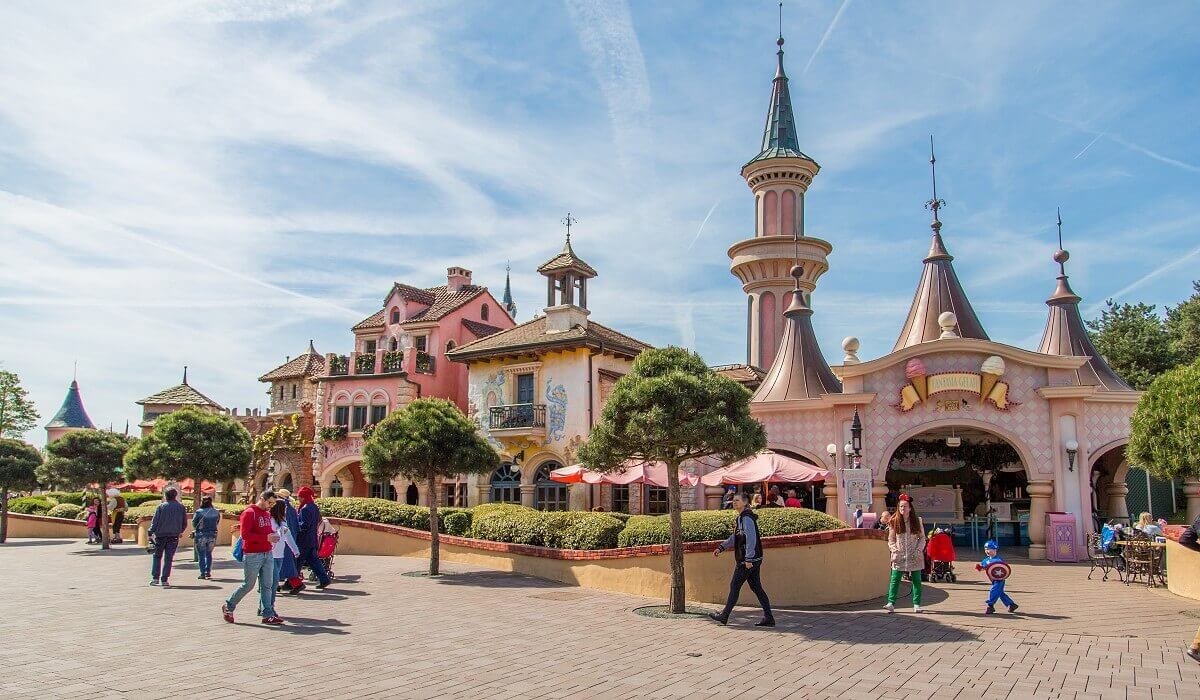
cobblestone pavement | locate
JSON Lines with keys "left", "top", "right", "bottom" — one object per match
{"left": 1, "top": 540, "right": 1198, "bottom": 699}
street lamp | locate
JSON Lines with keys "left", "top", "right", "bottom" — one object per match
{"left": 1064, "top": 439, "right": 1079, "bottom": 472}
{"left": 850, "top": 408, "right": 862, "bottom": 457}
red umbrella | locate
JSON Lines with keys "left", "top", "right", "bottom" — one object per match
{"left": 549, "top": 464, "right": 604, "bottom": 484}
{"left": 700, "top": 451, "right": 829, "bottom": 486}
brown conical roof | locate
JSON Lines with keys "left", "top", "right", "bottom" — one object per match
{"left": 893, "top": 225, "right": 989, "bottom": 350}
{"left": 753, "top": 280, "right": 841, "bottom": 402}
{"left": 1038, "top": 273, "right": 1132, "bottom": 392}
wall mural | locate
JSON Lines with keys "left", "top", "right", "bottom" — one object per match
{"left": 470, "top": 371, "right": 506, "bottom": 449}
{"left": 545, "top": 380, "right": 567, "bottom": 444}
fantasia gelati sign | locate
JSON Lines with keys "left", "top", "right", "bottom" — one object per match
{"left": 899, "top": 355, "right": 1011, "bottom": 411}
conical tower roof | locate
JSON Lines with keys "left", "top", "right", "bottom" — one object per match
{"left": 894, "top": 140, "right": 988, "bottom": 350}
{"left": 46, "top": 380, "right": 95, "bottom": 430}
{"left": 746, "top": 37, "right": 814, "bottom": 166}
{"left": 502, "top": 262, "right": 517, "bottom": 319}
{"left": 753, "top": 266, "right": 841, "bottom": 402}
{"left": 1037, "top": 214, "right": 1131, "bottom": 391}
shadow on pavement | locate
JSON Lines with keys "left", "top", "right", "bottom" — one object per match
{"left": 68, "top": 547, "right": 148, "bottom": 557}
{"left": 719, "top": 609, "right": 980, "bottom": 644}
{"left": 1, "top": 539, "right": 81, "bottom": 547}
{"left": 430, "top": 570, "right": 570, "bottom": 590}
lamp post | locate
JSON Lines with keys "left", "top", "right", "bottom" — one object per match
{"left": 1064, "top": 439, "right": 1078, "bottom": 472}
{"left": 829, "top": 408, "right": 866, "bottom": 524}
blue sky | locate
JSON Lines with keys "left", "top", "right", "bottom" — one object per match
{"left": 2, "top": 0, "right": 1198, "bottom": 444}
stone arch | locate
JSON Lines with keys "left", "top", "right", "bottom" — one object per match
{"left": 1090, "top": 437, "right": 1130, "bottom": 480}
{"left": 519, "top": 451, "right": 563, "bottom": 485}
{"left": 877, "top": 417, "right": 1038, "bottom": 481}
{"left": 331, "top": 390, "right": 353, "bottom": 404}
{"left": 319, "top": 456, "right": 361, "bottom": 496}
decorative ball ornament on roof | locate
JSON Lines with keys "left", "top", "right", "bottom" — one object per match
{"left": 790, "top": 264, "right": 804, "bottom": 284}
{"left": 1053, "top": 249, "right": 1070, "bottom": 265}
{"left": 938, "top": 311, "right": 959, "bottom": 339}
{"left": 842, "top": 336, "right": 860, "bottom": 364}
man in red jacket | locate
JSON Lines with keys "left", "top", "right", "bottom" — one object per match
{"left": 222, "top": 491, "right": 282, "bottom": 625}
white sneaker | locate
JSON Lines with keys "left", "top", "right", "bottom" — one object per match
{"left": 912, "top": 605, "right": 924, "bottom": 613}
{"left": 883, "top": 603, "right": 894, "bottom": 613}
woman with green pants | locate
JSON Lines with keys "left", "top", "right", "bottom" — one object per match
{"left": 883, "top": 494, "right": 925, "bottom": 613}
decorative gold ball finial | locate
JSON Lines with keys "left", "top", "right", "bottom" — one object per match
{"left": 1053, "top": 249, "right": 1070, "bottom": 265}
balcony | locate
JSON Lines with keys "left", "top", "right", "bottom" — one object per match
{"left": 382, "top": 351, "right": 404, "bottom": 373}
{"left": 416, "top": 351, "right": 436, "bottom": 374}
{"left": 489, "top": 404, "right": 546, "bottom": 437}
{"left": 329, "top": 355, "right": 349, "bottom": 376}
{"left": 355, "top": 354, "right": 376, "bottom": 375}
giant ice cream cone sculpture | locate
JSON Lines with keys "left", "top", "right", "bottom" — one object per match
{"left": 980, "top": 355, "right": 1005, "bottom": 400}
{"left": 905, "top": 358, "right": 928, "bottom": 401}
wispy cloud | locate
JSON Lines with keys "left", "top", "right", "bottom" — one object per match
{"left": 687, "top": 200, "right": 721, "bottom": 251}
{"left": 1089, "top": 242, "right": 1200, "bottom": 312}
{"left": 804, "top": 0, "right": 853, "bottom": 76}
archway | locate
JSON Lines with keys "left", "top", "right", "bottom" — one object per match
{"left": 883, "top": 424, "right": 1029, "bottom": 547}
{"left": 405, "top": 483, "right": 418, "bottom": 506}
{"left": 1091, "top": 439, "right": 1181, "bottom": 528}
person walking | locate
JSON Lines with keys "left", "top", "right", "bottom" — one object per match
{"left": 884, "top": 493, "right": 925, "bottom": 613}
{"left": 295, "top": 487, "right": 331, "bottom": 589}
{"left": 148, "top": 488, "right": 188, "bottom": 588}
{"left": 84, "top": 500, "right": 100, "bottom": 545}
{"left": 107, "top": 488, "right": 127, "bottom": 543}
{"left": 708, "top": 492, "right": 775, "bottom": 627}
{"left": 191, "top": 496, "right": 220, "bottom": 580}
{"left": 276, "top": 489, "right": 305, "bottom": 594}
{"left": 222, "top": 490, "right": 282, "bottom": 625}
{"left": 267, "top": 501, "right": 300, "bottom": 615}
{"left": 1178, "top": 510, "right": 1200, "bottom": 663}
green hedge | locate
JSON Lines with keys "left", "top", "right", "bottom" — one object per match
{"left": 542, "top": 512, "right": 624, "bottom": 550}
{"left": 471, "top": 505, "right": 546, "bottom": 545}
{"left": 755, "top": 508, "right": 844, "bottom": 536}
{"left": 41, "top": 491, "right": 164, "bottom": 507}
{"left": 7, "top": 497, "right": 53, "bottom": 515}
{"left": 614, "top": 508, "right": 842, "bottom": 547}
{"left": 46, "top": 503, "right": 83, "bottom": 520}
{"left": 313, "top": 497, "right": 467, "bottom": 531}
{"left": 444, "top": 511, "right": 471, "bottom": 536}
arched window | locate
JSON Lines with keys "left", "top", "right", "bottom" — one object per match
{"left": 490, "top": 463, "right": 521, "bottom": 503}
{"left": 406, "top": 483, "right": 419, "bottom": 506}
{"left": 370, "top": 481, "right": 398, "bottom": 501}
{"left": 535, "top": 462, "right": 568, "bottom": 511}
{"left": 390, "top": 307, "right": 400, "bottom": 324}
{"left": 280, "top": 473, "right": 293, "bottom": 493}
{"left": 764, "top": 190, "right": 779, "bottom": 236}
{"left": 480, "top": 304, "right": 489, "bottom": 321}
{"left": 781, "top": 190, "right": 796, "bottom": 237}
{"left": 389, "top": 337, "right": 399, "bottom": 351}
{"left": 328, "top": 479, "right": 343, "bottom": 497}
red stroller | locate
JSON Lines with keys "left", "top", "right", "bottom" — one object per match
{"left": 926, "top": 527, "right": 957, "bottom": 583}
{"left": 316, "top": 519, "right": 339, "bottom": 579}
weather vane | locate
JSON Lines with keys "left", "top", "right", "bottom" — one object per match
{"left": 925, "top": 135, "right": 946, "bottom": 222}
{"left": 561, "top": 212, "right": 578, "bottom": 244}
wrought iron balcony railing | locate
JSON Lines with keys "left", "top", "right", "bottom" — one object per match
{"left": 489, "top": 404, "right": 546, "bottom": 430}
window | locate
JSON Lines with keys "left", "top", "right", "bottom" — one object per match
{"left": 278, "top": 385, "right": 284, "bottom": 400}
{"left": 481, "top": 304, "right": 489, "bottom": 321}
{"left": 334, "top": 406, "right": 350, "bottom": 427}
{"left": 328, "top": 479, "right": 343, "bottom": 497}
{"left": 389, "top": 337, "right": 398, "bottom": 351}
{"left": 443, "top": 483, "right": 468, "bottom": 507}
{"left": 280, "top": 473, "right": 293, "bottom": 493}
{"left": 364, "top": 339, "right": 377, "bottom": 354}
{"left": 535, "top": 463, "right": 568, "bottom": 511}
{"left": 516, "top": 373, "right": 535, "bottom": 404}
{"left": 369, "top": 482, "right": 398, "bottom": 501}
{"left": 490, "top": 463, "right": 521, "bottom": 503}
{"left": 445, "top": 340, "right": 456, "bottom": 353}
{"left": 612, "top": 484, "right": 630, "bottom": 513}
{"left": 291, "top": 384, "right": 297, "bottom": 399}
{"left": 390, "top": 308, "right": 400, "bottom": 324}
{"left": 370, "top": 405, "right": 387, "bottom": 425}
{"left": 415, "top": 335, "right": 427, "bottom": 353}
{"left": 646, "top": 486, "right": 668, "bottom": 515}
{"left": 352, "top": 405, "right": 368, "bottom": 431}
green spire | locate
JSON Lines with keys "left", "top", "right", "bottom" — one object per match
{"left": 747, "top": 35, "right": 813, "bottom": 165}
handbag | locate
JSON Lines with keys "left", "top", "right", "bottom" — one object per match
{"left": 145, "top": 534, "right": 156, "bottom": 554}
{"left": 232, "top": 537, "right": 244, "bottom": 562}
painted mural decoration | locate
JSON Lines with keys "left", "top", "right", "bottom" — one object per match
{"left": 544, "top": 380, "right": 567, "bottom": 444}
{"left": 899, "top": 355, "right": 1012, "bottom": 411}
{"left": 469, "top": 370, "right": 506, "bottom": 449}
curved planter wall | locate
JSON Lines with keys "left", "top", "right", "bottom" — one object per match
{"left": 327, "top": 518, "right": 890, "bottom": 607}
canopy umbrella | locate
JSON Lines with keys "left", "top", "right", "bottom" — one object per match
{"left": 598, "top": 461, "right": 699, "bottom": 488}
{"left": 177, "top": 478, "right": 218, "bottom": 494}
{"left": 548, "top": 464, "right": 604, "bottom": 484}
{"left": 128, "top": 478, "right": 165, "bottom": 492}
{"left": 700, "top": 451, "right": 829, "bottom": 486}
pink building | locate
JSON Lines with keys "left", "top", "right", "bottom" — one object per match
{"left": 312, "top": 267, "right": 514, "bottom": 501}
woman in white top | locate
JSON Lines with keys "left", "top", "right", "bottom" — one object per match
{"left": 264, "top": 500, "right": 300, "bottom": 616}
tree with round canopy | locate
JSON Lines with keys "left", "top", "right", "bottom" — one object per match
{"left": 123, "top": 407, "right": 253, "bottom": 509}
{"left": 43, "top": 429, "right": 133, "bottom": 549}
{"left": 0, "top": 438, "right": 42, "bottom": 543}
{"left": 1128, "top": 358, "right": 1200, "bottom": 522}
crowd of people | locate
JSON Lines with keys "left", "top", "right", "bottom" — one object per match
{"left": 721, "top": 484, "right": 810, "bottom": 510}
{"left": 141, "top": 485, "right": 332, "bottom": 626}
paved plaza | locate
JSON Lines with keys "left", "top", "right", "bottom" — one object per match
{"left": 1, "top": 540, "right": 1198, "bottom": 699}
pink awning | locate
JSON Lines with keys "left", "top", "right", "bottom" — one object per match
{"left": 549, "top": 464, "right": 604, "bottom": 484}
{"left": 177, "top": 479, "right": 217, "bottom": 494}
{"left": 554, "top": 461, "right": 698, "bottom": 488}
{"left": 700, "top": 452, "right": 829, "bottom": 486}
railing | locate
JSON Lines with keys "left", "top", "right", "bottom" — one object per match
{"left": 382, "top": 351, "right": 404, "bottom": 373}
{"left": 355, "top": 354, "right": 376, "bottom": 375}
{"left": 489, "top": 404, "right": 546, "bottom": 430}
{"left": 416, "top": 351, "right": 435, "bottom": 374}
{"left": 329, "top": 355, "right": 349, "bottom": 376}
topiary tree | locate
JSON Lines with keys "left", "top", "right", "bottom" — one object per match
{"left": 1128, "top": 359, "right": 1200, "bottom": 521}
{"left": 0, "top": 438, "right": 43, "bottom": 543}
{"left": 124, "top": 407, "right": 253, "bottom": 509}
{"left": 578, "top": 346, "right": 766, "bottom": 613}
{"left": 362, "top": 398, "right": 500, "bottom": 575}
{"left": 44, "top": 430, "right": 133, "bottom": 549}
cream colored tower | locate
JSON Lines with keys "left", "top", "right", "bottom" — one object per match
{"left": 729, "top": 35, "right": 832, "bottom": 369}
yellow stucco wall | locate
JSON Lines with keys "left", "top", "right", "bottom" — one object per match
{"left": 1166, "top": 540, "right": 1200, "bottom": 602}
{"left": 5, "top": 513, "right": 137, "bottom": 540}
{"left": 330, "top": 521, "right": 889, "bottom": 607}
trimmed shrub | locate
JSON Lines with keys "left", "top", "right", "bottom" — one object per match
{"left": 754, "top": 507, "right": 844, "bottom": 536}
{"left": 471, "top": 506, "right": 547, "bottom": 546}
{"left": 40, "top": 491, "right": 163, "bottom": 507}
{"left": 605, "top": 512, "right": 633, "bottom": 524}
{"left": 7, "top": 497, "right": 53, "bottom": 515}
{"left": 542, "top": 511, "right": 624, "bottom": 550}
{"left": 444, "top": 511, "right": 471, "bottom": 536}
{"left": 313, "top": 497, "right": 467, "bottom": 531}
{"left": 46, "top": 503, "right": 83, "bottom": 520}
{"left": 616, "top": 508, "right": 842, "bottom": 547}
{"left": 122, "top": 492, "right": 167, "bottom": 507}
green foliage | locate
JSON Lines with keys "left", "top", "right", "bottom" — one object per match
{"left": 1128, "top": 359, "right": 1200, "bottom": 481}
{"left": 580, "top": 347, "right": 766, "bottom": 470}
{"left": 7, "top": 496, "right": 53, "bottom": 515}
{"left": 0, "top": 370, "right": 40, "bottom": 439}
{"left": 1166, "top": 281, "right": 1200, "bottom": 364}
{"left": 471, "top": 505, "right": 547, "bottom": 546}
{"left": 40, "top": 491, "right": 162, "bottom": 507}
{"left": 614, "top": 508, "right": 843, "bottom": 547}
{"left": 43, "top": 430, "right": 133, "bottom": 490}
{"left": 123, "top": 408, "right": 252, "bottom": 490}
{"left": 252, "top": 414, "right": 304, "bottom": 457}
{"left": 754, "top": 508, "right": 846, "bottom": 537}
{"left": 46, "top": 503, "right": 83, "bottom": 519}
{"left": 319, "top": 426, "right": 348, "bottom": 442}
{"left": 444, "top": 511, "right": 471, "bottom": 536}
{"left": 542, "top": 511, "right": 624, "bottom": 550}
{"left": 312, "top": 497, "right": 467, "bottom": 530}
{"left": 1087, "top": 300, "right": 1177, "bottom": 390}
{"left": 362, "top": 398, "right": 500, "bottom": 484}
{"left": 0, "top": 438, "right": 42, "bottom": 491}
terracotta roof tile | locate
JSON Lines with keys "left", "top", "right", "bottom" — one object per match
{"left": 712, "top": 363, "right": 766, "bottom": 388}
{"left": 401, "top": 285, "right": 485, "bottom": 324}
{"left": 461, "top": 319, "right": 505, "bottom": 338}
{"left": 352, "top": 309, "right": 385, "bottom": 330}
{"left": 447, "top": 315, "right": 651, "bottom": 361}
{"left": 258, "top": 344, "right": 326, "bottom": 382}
{"left": 536, "top": 241, "right": 598, "bottom": 277}
{"left": 136, "top": 383, "right": 223, "bottom": 408}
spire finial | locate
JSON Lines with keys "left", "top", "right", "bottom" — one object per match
{"left": 1053, "top": 207, "right": 1071, "bottom": 276}
{"left": 779, "top": 1, "right": 784, "bottom": 42}
{"left": 73, "top": 359, "right": 77, "bottom": 382}
{"left": 925, "top": 135, "right": 945, "bottom": 228}
{"left": 308, "top": 338, "right": 316, "bottom": 353}
{"left": 561, "top": 213, "right": 577, "bottom": 246}
{"left": 182, "top": 365, "right": 188, "bottom": 385}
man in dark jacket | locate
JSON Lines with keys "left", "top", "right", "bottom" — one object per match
{"left": 709, "top": 492, "right": 775, "bottom": 627}
{"left": 295, "top": 487, "right": 331, "bottom": 588}
{"left": 276, "top": 489, "right": 304, "bottom": 593}
{"left": 148, "top": 488, "right": 188, "bottom": 588}
{"left": 1180, "top": 511, "right": 1200, "bottom": 663}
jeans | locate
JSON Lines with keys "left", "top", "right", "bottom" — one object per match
{"left": 887, "top": 569, "right": 922, "bottom": 606}
{"left": 151, "top": 535, "right": 180, "bottom": 582}
{"left": 300, "top": 544, "right": 330, "bottom": 586}
{"left": 195, "top": 535, "right": 216, "bottom": 577}
{"left": 719, "top": 560, "right": 773, "bottom": 619}
{"left": 987, "top": 580, "right": 1014, "bottom": 607}
{"left": 269, "top": 558, "right": 284, "bottom": 613}
{"left": 225, "top": 551, "right": 276, "bottom": 619}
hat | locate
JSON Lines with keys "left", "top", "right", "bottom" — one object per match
{"left": 984, "top": 540, "right": 999, "bottom": 551}
{"left": 297, "top": 486, "right": 315, "bottom": 499}
{"left": 276, "top": 489, "right": 291, "bottom": 498}
{"left": 106, "top": 487, "right": 120, "bottom": 497}
{"left": 898, "top": 493, "right": 912, "bottom": 503}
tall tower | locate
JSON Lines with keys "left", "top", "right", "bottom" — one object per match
{"left": 729, "top": 31, "right": 832, "bottom": 369}
{"left": 502, "top": 262, "right": 518, "bottom": 320}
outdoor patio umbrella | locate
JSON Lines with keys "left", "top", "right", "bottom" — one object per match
{"left": 548, "top": 464, "right": 605, "bottom": 484}
{"left": 596, "top": 461, "right": 699, "bottom": 488}
{"left": 699, "top": 451, "right": 829, "bottom": 486}
{"left": 177, "top": 478, "right": 217, "bottom": 494}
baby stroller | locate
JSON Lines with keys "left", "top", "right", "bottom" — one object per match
{"left": 925, "top": 526, "right": 957, "bottom": 583}
{"left": 316, "top": 519, "right": 339, "bottom": 579}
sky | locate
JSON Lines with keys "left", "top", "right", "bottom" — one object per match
{"left": 2, "top": 0, "right": 1199, "bottom": 445}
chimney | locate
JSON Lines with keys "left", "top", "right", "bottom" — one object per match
{"left": 447, "top": 267, "right": 472, "bottom": 292}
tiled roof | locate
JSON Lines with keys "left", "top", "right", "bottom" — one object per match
{"left": 745, "top": 43, "right": 815, "bottom": 167}
{"left": 712, "top": 364, "right": 766, "bottom": 388}
{"left": 461, "top": 319, "right": 505, "bottom": 338}
{"left": 536, "top": 241, "right": 598, "bottom": 277}
{"left": 352, "top": 285, "right": 487, "bottom": 332}
{"left": 352, "top": 309, "right": 385, "bottom": 330}
{"left": 258, "top": 343, "right": 325, "bottom": 382}
{"left": 387, "top": 283, "right": 436, "bottom": 306}
{"left": 447, "top": 315, "right": 651, "bottom": 361}
{"left": 46, "top": 380, "right": 96, "bottom": 430}
{"left": 136, "top": 382, "right": 223, "bottom": 408}
{"left": 753, "top": 296, "right": 841, "bottom": 402}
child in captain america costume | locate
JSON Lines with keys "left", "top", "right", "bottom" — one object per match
{"left": 975, "top": 540, "right": 1019, "bottom": 614}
